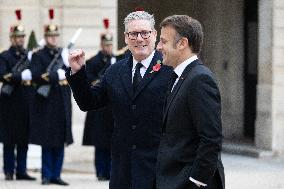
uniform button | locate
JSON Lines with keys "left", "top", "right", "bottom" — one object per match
{"left": 132, "top": 145, "right": 136, "bottom": 150}
{"left": 131, "top": 105, "right": 136, "bottom": 110}
{"left": 132, "top": 125, "right": 136, "bottom": 130}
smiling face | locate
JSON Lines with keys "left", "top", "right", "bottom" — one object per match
{"left": 124, "top": 19, "right": 157, "bottom": 61}
{"left": 157, "top": 26, "right": 181, "bottom": 68}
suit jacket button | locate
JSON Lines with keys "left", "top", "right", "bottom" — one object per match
{"left": 132, "top": 125, "right": 136, "bottom": 130}
{"left": 131, "top": 105, "right": 136, "bottom": 110}
{"left": 132, "top": 145, "right": 136, "bottom": 150}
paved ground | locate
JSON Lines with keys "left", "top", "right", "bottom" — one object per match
{"left": 0, "top": 173, "right": 108, "bottom": 189}
{"left": 223, "top": 153, "right": 284, "bottom": 189}
{"left": 0, "top": 153, "right": 284, "bottom": 189}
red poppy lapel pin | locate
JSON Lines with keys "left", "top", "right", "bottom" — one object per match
{"left": 150, "top": 60, "right": 162, "bottom": 73}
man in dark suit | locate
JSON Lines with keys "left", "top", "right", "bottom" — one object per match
{"left": 67, "top": 11, "right": 172, "bottom": 189}
{"left": 156, "top": 15, "right": 225, "bottom": 189}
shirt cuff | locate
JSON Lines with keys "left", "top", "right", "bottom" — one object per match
{"left": 189, "top": 177, "right": 207, "bottom": 187}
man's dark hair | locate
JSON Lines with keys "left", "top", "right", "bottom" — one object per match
{"left": 160, "top": 15, "right": 203, "bottom": 54}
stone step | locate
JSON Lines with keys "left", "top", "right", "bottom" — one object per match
{"left": 222, "top": 142, "right": 275, "bottom": 158}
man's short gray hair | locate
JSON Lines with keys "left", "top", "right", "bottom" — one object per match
{"left": 124, "top": 11, "right": 155, "bottom": 32}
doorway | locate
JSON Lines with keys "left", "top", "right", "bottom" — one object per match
{"left": 244, "top": 0, "right": 258, "bottom": 139}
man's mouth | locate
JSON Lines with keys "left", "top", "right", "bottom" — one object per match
{"left": 134, "top": 45, "right": 147, "bottom": 48}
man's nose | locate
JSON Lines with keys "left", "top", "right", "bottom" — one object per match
{"left": 136, "top": 33, "right": 144, "bottom": 41}
{"left": 156, "top": 42, "right": 162, "bottom": 51}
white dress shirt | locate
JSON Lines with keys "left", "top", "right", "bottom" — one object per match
{"left": 132, "top": 51, "right": 155, "bottom": 82}
{"left": 171, "top": 55, "right": 198, "bottom": 91}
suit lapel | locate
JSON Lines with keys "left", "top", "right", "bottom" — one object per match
{"left": 162, "top": 60, "right": 199, "bottom": 124}
{"left": 120, "top": 56, "right": 134, "bottom": 99}
{"left": 133, "top": 51, "right": 163, "bottom": 99}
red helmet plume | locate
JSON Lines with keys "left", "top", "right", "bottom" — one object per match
{"left": 49, "top": 8, "right": 54, "bottom": 20}
{"left": 135, "top": 7, "right": 144, "bottom": 11}
{"left": 15, "top": 9, "right": 21, "bottom": 20}
{"left": 103, "top": 18, "right": 109, "bottom": 29}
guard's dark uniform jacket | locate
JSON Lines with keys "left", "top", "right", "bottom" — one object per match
{"left": 0, "top": 46, "right": 30, "bottom": 145}
{"left": 83, "top": 51, "right": 116, "bottom": 149}
{"left": 67, "top": 51, "right": 173, "bottom": 189}
{"left": 29, "top": 46, "right": 73, "bottom": 147}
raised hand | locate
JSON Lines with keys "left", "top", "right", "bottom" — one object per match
{"left": 68, "top": 49, "right": 85, "bottom": 74}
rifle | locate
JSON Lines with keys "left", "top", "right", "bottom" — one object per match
{"left": 1, "top": 51, "right": 29, "bottom": 96}
{"left": 37, "top": 28, "right": 82, "bottom": 98}
{"left": 37, "top": 49, "right": 64, "bottom": 97}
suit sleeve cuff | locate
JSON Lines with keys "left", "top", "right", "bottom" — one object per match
{"left": 189, "top": 177, "right": 207, "bottom": 187}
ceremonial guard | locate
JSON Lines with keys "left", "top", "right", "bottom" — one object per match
{"left": 29, "top": 9, "right": 72, "bottom": 185}
{"left": 82, "top": 19, "right": 118, "bottom": 181}
{"left": 0, "top": 9, "right": 36, "bottom": 181}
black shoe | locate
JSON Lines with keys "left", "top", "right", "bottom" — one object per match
{"left": 50, "top": 178, "right": 69, "bottom": 186}
{"left": 5, "top": 173, "right": 13, "bottom": 181}
{"left": 42, "top": 178, "right": 51, "bottom": 185}
{"left": 16, "top": 173, "right": 36, "bottom": 181}
{"left": 97, "top": 176, "right": 109, "bottom": 181}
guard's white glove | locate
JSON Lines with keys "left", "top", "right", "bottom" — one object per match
{"left": 27, "top": 51, "right": 33, "bottom": 61}
{"left": 21, "top": 69, "right": 32, "bottom": 80}
{"left": 61, "top": 48, "right": 69, "bottom": 67}
{"left": 57, "top": 68, "right": 66, "bottom": 80}
{"left": 111, "top": 57, "right": 116, "bottom": 64}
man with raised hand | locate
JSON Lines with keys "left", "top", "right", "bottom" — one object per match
{"left": 67, "top": 11, "right": 172, "bottom": 189}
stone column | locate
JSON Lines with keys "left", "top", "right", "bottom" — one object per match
{"left": 255, "top": 0, "right": 284, "bottom": 155}
{"left": 255, "top": 0, "right": 273, "bottom": 151}
{"left": 271, "top": 0, "right": 284, "bottom": 155}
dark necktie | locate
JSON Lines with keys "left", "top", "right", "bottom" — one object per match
{"left": 133, "top": 62, "right": 143, "bottom": 91}
{"left": 168, "top": 72, "right": 178, "bottom": 94}
{"left": 164, "top": 71, "right": 178, "bottom": 111}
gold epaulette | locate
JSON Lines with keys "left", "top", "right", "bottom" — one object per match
{"left": 41, "top": 72, "right": 50, "bottom": 82}
{"left": 59, "top": 79, "right": 68, "bottom": 86}
{"left": 3, "top": 73, "right": 12, "bottom": 82}
{"left": 22, "top": 80, "right": 31, "bottom": 86}
{"left": 91, "top": 79, "right": 100, "bottom": 86}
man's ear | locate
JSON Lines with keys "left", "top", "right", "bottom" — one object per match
{"left": 124, "top": 32, "right": 128, "bottom": 45}
{"left": 178, "top": 37, "right": 189, "bottom": 50}
{"left": 153, "top": 30, "right": 157, "bottom": 43}
{"left": 153, "top": 30, "right": 157, "bottom": 37}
